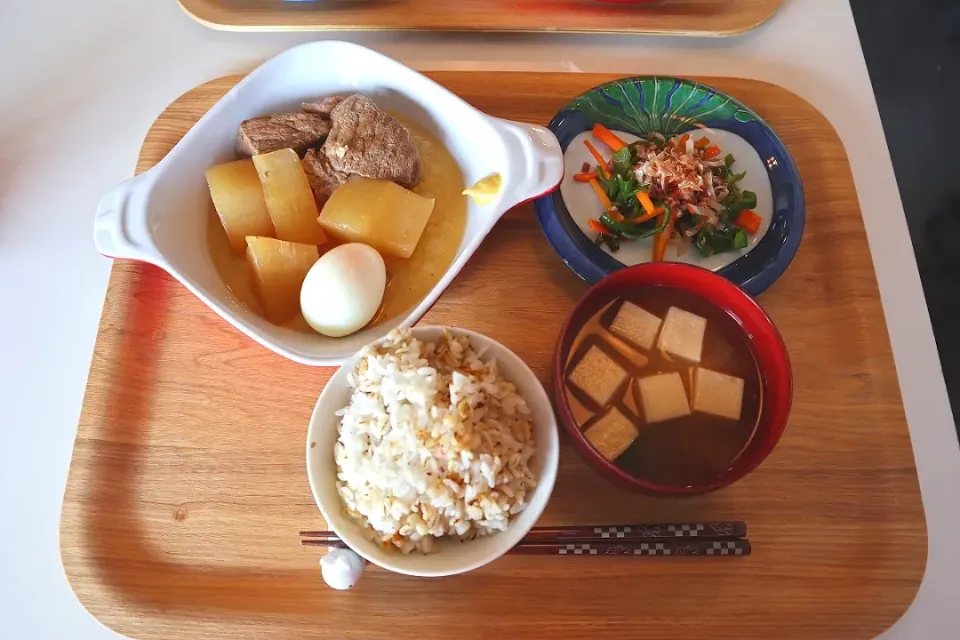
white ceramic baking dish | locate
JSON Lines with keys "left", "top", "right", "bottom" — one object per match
{"left": 94, "top": 41, "right": 563, "bottom": 366}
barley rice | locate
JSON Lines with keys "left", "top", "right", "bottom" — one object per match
{"left": 334, "top": 329, "right": 537, "bottom": 554}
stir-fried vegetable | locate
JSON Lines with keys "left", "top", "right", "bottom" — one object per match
{"left": 702, "top": 145, "right": 722, "bottom": 160}
{"left": 735, "top": 209, "right": 762, "bottom": 235}
{"left": 587, "top": 178, "right": 613, "bottom": 210}
{"left": 588, "top": 218, "right": 610, "bottom": 235}
{"left": 694, "top": 226, "right": 748, "bottom": 256}
{"left": 637, "top": 190, "right": 656, "bottom": 217}
{"left": 652, "top": 211, "right": 673, "bottom": 262}
{"left": 578, "top": 126, "right": 761, "bottom": 259}
{"left": 601, "top": 205, "right": 671, "bottom": 240}
{"left": 592, "top": 123, "right": 627, "bottom": 152}
{"left": 633, "top": 206, "right": 662, "bottom": 225}
{"left": 583, "top": 140, "right": 610, "bottom": 179}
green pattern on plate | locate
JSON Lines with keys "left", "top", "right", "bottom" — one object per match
{"left": 568, "top": 77, "right": 757, "bottom": 136}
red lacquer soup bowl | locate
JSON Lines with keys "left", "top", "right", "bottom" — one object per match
{"left": 553, "top": 262, "right": 793, "bottom": 496}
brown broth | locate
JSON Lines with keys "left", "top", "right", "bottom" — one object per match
{"left": 564, "top": 287, "right": 762, "bottom": 488}
{"left": 207, "top": 110, "right": 467, "bottom": 333}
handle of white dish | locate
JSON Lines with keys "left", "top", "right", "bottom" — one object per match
{"left": 93, "top": 173, "right": 160, "bottom": 264}
{"left": 490, "top": 118, "right": 564, "bottom": 211}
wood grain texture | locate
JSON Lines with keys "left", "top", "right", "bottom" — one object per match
{"left": 61, "top": 73, "right": 926, "bottom": 640}
{"left": 177, "top": 0, "right": 781, "bottom": 35}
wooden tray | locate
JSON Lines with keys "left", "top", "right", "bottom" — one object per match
{"left": 178, "top": 0, "right": 782, "bottom": 36}
{"left": 61, "top": 72, "right": 926, "bottom": 640}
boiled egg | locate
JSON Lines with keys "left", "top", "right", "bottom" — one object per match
{"left": 300, "top": 243, "right": 386, "bottom": 337}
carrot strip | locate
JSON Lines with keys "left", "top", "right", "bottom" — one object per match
{"left": 588, "top": 219, "right": 610, "bottom": 235}
{"left": 636, "top": 191, "right": 656, "bottom": 216}
{"left": 588, "top": 178, "right": 612, "bottom": 210}
{"left": 736, "top": 209, "right": 762, "bottom": 235}
{"left": 573, "top": 171, "right": 598, "bottom": 182}
{"left": 632, "top": 206, "right": 663, "bottom": 225}
{"left": 607, "top": 208, "right": 625, "bottom": 223}
{"left": 702, "top": 145, "right": 722, "bottom": 160}
{"left": 677, "top": 133, "right": 690, "bottom": 147}
{"left": 592, "top": 123, "right": 626, "bottom": 152}
{"left": 695, "top": 137, "right": 711, "bottom": 149}
{"left": 652, "top": 212, "right": 674, "bottom": 262}
{"left": 584, "top": 140, "right": 609, "bottom": 178}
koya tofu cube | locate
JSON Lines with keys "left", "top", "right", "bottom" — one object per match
{"left": 609, "top": 301, "right": 662, "bottom": 351}
{"left": 584, "top": 406, "right": 639, "bottom": 461}
{"left": 691, "top": 367, "right": 744, "bottom": 420}
{"left": 656, "top": 307, "right": 707, "bottom": 364}
{"left": 567, "top": 345, "right": 629, "bottom": 407}
{"left": 634, "top": 372, "right": 691, "bottom": 424}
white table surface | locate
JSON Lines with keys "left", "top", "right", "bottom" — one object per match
{"left": 1, "top": 0, "right": 957, "bottom": 637}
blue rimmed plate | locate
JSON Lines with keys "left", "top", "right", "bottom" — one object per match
{"left": 533, "top": 76, "right": 805, "bottom": 296}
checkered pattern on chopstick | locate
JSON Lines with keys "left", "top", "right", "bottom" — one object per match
{"left": 549, "top": 540, "right": 749, "bottom": 556}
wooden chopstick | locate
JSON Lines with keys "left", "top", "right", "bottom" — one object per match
{"left": 300, "top": 521, "right": 747, "bottom": 545}
{"left": 301, "top": 537, "right": 751, "bottom": 557}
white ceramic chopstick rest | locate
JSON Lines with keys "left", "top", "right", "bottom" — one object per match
{"left": 320, "top": 548, "right": 366, "bottom": 589}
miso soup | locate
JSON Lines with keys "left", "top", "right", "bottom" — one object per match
{"left": 564, "top": 288, "right": 762, "bottom": 488}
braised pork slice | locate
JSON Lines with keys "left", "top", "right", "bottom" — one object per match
{"left": 302, "top": 149, "right": 350, "bottom": 207}
{"left": 302, "top": 96, "right": 344, "bottom": 118}
{"left": 237, "top": 113, "right": 330, "bottom": 156}
{"left": 323, "top": 95, "right": 421, "bottom": 188}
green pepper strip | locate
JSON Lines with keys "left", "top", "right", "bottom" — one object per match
{"left": 600, "top": 205, "right": 672, "bottom": 240}
{"left": 725, "top": 190, "right": 757, "bottom": 219}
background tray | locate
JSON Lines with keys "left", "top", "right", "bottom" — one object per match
{"left": 178, "top": 0, "right": 782, "bottom": 35}
{"left": 61, "top": 72, "right": 925, "bottom": 639}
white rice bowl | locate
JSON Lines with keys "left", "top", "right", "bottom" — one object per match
{"left": 306, "top": 326, "right": 559, "bottom": 577}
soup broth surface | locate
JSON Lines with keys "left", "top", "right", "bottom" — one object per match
{"left": 565, "top": 287, "right": 762, "bottom": 487}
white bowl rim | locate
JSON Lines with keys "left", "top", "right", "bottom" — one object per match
{"left": 305, "top": 325, "right": 560, "bottom": 577}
